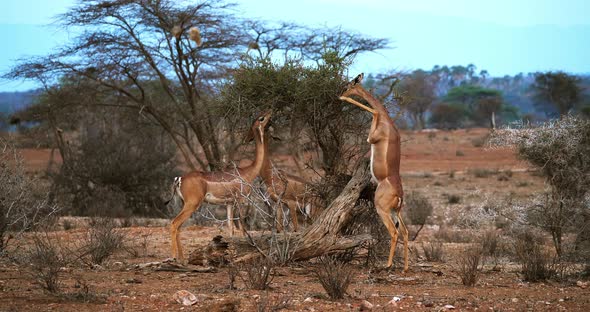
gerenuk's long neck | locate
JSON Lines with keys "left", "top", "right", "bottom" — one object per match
{"left": 351, "top": 87, "right": 390, "bottom": 119}
{"left": 259, "top": 132, "right": 273, "bottom": 184}
{"left": 241, "top": 127, "right": 267, "bottom": 182}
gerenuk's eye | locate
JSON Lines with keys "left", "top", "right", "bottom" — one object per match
{"left": 258, "top": 117, "right": 265, "bottom": 121}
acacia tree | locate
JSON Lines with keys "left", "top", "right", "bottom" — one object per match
{"left": 443, "top": 85, "right": 507, "bottom": 128}
{"left": 6, "top": 0, "right": 389, "bottom": 172}
{"left": 6, "top": 0, "right": 249, "bottom": 171}
{"left": 532, "top": 71, "right": 582, "bottom": 117}
{"left": 400, "top": 69, "right": 436, "bottom": 130}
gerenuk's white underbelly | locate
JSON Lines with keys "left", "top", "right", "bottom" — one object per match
{"left": 370, "top": 144, "right": 378, "bottom": 183}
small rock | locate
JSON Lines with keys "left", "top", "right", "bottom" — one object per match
{"left": 370, "top": 293, "right": 380, "bottom": 297}
{"left": 125, "top": 278, "right": 142, "bottom": 284}
{"left": 92, "top": 264, "right": 104, "bottom": 270}
{"left": 423, "top": 301, "right": 434, "bottom": 307}
{"left": 252, "top": 294, "right": 260, "bottom": 301}
{"left": 576, "top": 281, "right": 588, "bottom": 289}
{"left": 511, "top": 298, "right": 519, "bottom": 303}
{"left": 444, "top": 304, "right": 455, "bottom": 310}
{"left": 304, "top": 297, "right": 313, "bottom": 303}
{"left": 173, "top": 290, "right": 198, "bottom": 306}
{"left": 360, "top": 300, "right": 374, "bottom": 311}
{"left": 387, "top": 300, "right": 398, "bottom": 307}
{"left": 178, "top": 274, "right": 188, "bottom": 278}
{"left": 393, "top": 296, "right": 402, "bottom": 302}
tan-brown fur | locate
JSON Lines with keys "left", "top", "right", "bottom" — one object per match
{"left": 340, "top": 74, "right": 408, "bottom": 272}
{"left": 259, "top": 143, "right": 314, "bottom": 232}
{"left": 170, "top": 111, "right": 271, "bottom": 261}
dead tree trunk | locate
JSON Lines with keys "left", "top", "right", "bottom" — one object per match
{"left": 291, "top": 158, "right": 373, "bottom": 260}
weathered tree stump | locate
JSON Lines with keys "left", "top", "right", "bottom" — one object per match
{"left": 291, "top": 158, "right": 373, "bottom": 260}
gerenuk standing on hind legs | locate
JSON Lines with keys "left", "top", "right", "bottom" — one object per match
{"left": 339, "top": 73, "right": 409, "bottom": 272}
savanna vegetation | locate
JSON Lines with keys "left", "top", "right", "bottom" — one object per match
{"left": 1, "top": 0, "right": 589, "bottom": 311}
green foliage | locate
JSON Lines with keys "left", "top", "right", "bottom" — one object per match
{"left": 532, "top": 71, "right": 582, "bottom": 117}
{"left": 429, "top": 102, "right": 469, "bottom": 129}
{"left": 442, "top": 85, "right": 513, "bottom": 127}
{"left": 444, "top": 85, "right": 502, "bottom": 107}
{"left": 222, "top": 56, "right": 366, "bottom": 177}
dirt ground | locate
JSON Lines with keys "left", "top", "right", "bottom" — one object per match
{"left": 2, "top": 128, "right": 589, "bottom": 311}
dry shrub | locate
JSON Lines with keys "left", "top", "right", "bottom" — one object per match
{"left": 256, "top": 293, "right": 291, "bottom": 312}
{"left": 446, "top": 194, "right": 462, "bottom": 204}
{"left": 24, "top": 233, "right": 69, "bottom": 293}
{"left": 471, "top": 136, "right": 487, "bottom": 147}
{"left": 404, "top": 191, "right": 433, "bottom": 240}
{"left": 513, "top": 230, "right": 556, "bottom": 282}
{"left": 458, "top": 246, "right": 483, "bottom": 286}
{"left": 497, "top": 172, "right": 511, "bottom": 181}
{"left": 422, "top": 241, "right": 444, "bottom": 262}
{"left": 516, "top": 181, "right": 530, "bottom": 187}
{"left": 239, "top": 258, "right": 275, "bottom": 290}
{"left": 468, "top": 168, "right": 497, "bottom": 178}
{"left": 64, "top": 279, "right": 107, "bottom": 303}
{"left": 314, "top": 255, "right": 354, "bottom": 300}
{"left": 435, "top": 227, "right": 473, "bottom": 243}
{"left": 1, "top": 137, "right": 60, "bottom": 254}
{"left": 227, "top": 265, "right": 239, "bottom": 290}
{"left": 81, "top": 218, "right": 125, "bottom": 265}
{"left": 480, "top": 229, "right": 500, "bottom": 259}
{"left": 268, "top": 233, "right": 298, "bottom": 265}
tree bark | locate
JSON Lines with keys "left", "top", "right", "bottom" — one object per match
{"left": 291, "top": 158, "right": 373, "bottom": 260}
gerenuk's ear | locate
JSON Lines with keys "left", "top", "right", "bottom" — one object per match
{"left": 352, "top": 73, "right": 364, "bottom": 85}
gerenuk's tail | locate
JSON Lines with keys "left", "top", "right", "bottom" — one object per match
{"left": 164, "top": 177, "right": 183, "bottom": 206}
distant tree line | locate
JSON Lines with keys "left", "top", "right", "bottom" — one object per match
{"left": 366, "top": 65, "right": 590, "bottom": 130}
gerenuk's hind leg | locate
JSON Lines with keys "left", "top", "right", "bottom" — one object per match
{"left": 396, "top": 208, "right": 409, "bottom": 272}
{"left": 374, "top": 182, "right": 401, "bottom": 268}
{"left": 170, "top": 198, "right": 202, "bottom": 261}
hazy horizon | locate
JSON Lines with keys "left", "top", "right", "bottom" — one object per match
{"left": 1, "top": 0, "right": 589, "bottom": 92}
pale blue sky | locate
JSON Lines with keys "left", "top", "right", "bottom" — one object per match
{"left": 1, "top": 0, "right": 589, "bottom": 91}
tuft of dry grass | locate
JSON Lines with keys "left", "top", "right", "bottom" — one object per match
{"left": 239, "top": 258, "right": 275, "bottom": 290}
{"left": 458, "top": 246, "right": 483, "bottom": 286}
{"left": 422, "top": 241, "right": 444, "bottom": 262}
{"left": 81, "top": 218, "right": 125, "bottom": 265}
{"left": 315, "top": 255, "right": 354, "bottom": 300}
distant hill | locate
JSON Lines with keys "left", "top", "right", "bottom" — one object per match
{"left": 0, "top": 90, "right": 39, "bottom": 131}
{"left": 0, "top": 90, "right": 39, "bottom": 114}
